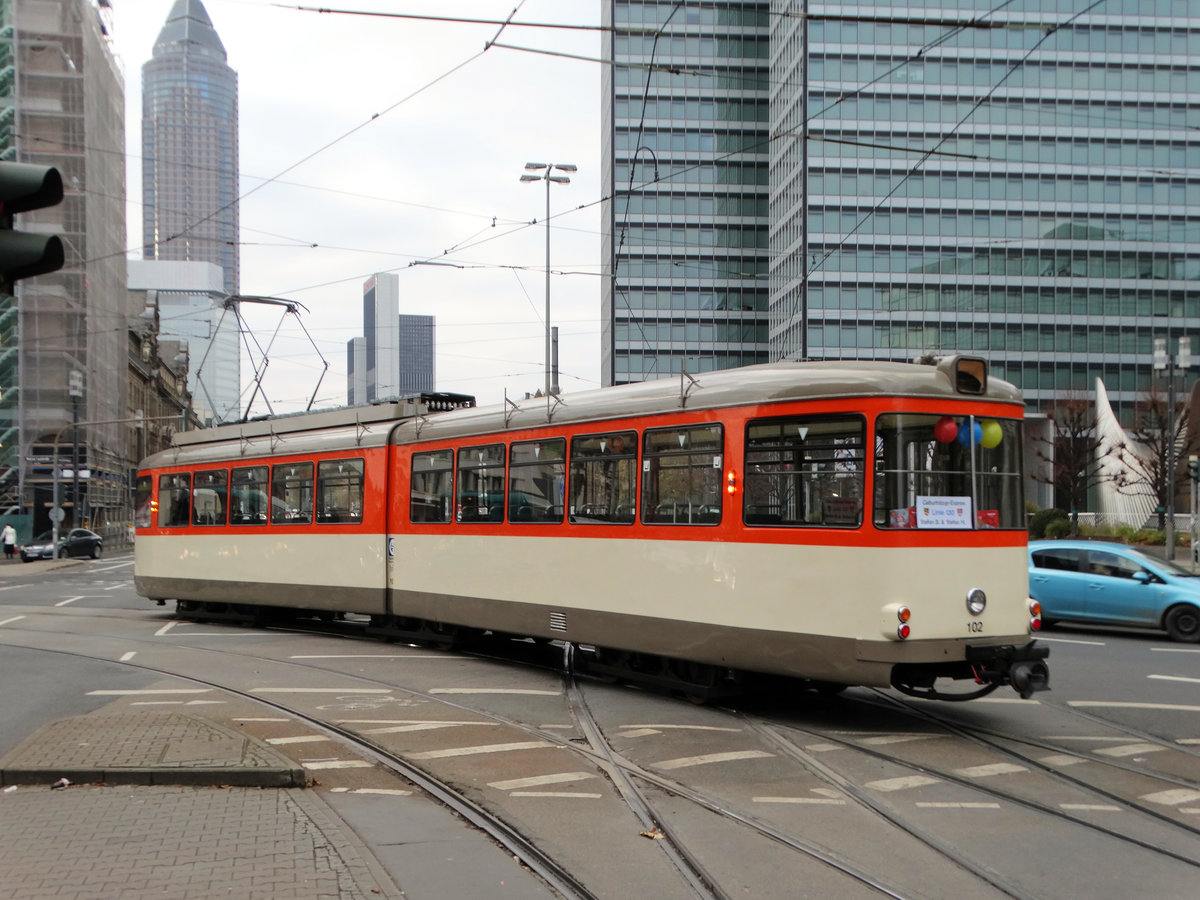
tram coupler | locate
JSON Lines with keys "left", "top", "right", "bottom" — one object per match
{"left": 966, "top": 641, "right": 1050, "bottom": 699}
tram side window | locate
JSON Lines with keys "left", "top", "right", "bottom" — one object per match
{"left": 641, "top": 424, "right": 723, "bottom": 525}
{"left": 411, "top": 450, "right": 453, "bottom": 523}
{"left": 272, "top": 462, "right": 314, "bottom": 524}
{"left": 457, "top": 443, "right": 505, "bottom": 523}
{"left": 158, "top": 473, "right": 191, "bottom": 528}
{"left": 509, "top": 438, "right": 565, "bottom": 524}
{"left": 317, "top": 459, "right": 364, "bottom": 523}
{"left": 192, "top": 469, "right": 228, "bottom": 526}
{"left": 744, "top": 416, "right": 865, "bottom": 527}
{"left": 134, "top": 473, "right": 153, "bottom": 529}
{"left": 569, "top": 431, "right": 637, "bottom": 524}
{"left": 230, "top": 465, "right": 269, "bottom": 525}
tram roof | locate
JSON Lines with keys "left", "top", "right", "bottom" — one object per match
{"left": 142, "top": 358, "right": 1020, "bottom": 467}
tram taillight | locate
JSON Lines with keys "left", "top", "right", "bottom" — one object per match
{"left": 726, "top": 470, "right": 737, "bottom": 495}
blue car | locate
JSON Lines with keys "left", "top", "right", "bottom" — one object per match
{"left": 1028, "top": 540, "right": 1200, "bottom": 642}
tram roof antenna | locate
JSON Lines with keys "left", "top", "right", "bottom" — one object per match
{"left": 221, "top": 295, "right": 329, "bottom": 422}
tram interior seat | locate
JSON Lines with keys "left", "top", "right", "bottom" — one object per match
{"left": 745, "top": 507, "right": 782, "bottom": 525}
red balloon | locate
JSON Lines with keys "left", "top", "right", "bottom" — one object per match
{"left": 934, "top": 416, "right": 957, "bottom": 443}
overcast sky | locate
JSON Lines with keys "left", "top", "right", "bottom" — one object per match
{"left": 110, "top": 0, "right": 602, "bottom": 414}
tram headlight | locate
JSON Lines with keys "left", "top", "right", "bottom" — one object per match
{"left": 965, "top": 588, "right": 987, "bottom": 616}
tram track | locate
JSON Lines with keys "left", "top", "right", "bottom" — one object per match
{"left": 2, "top": 607, "right": 996, "bottom": 899}
{"left": 853, "top": 689, "right": 1200, "bottom": 840}
{"left": 6, "top": 603, "right": 1199, "bottom": 898}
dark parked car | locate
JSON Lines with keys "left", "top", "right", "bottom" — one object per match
{"left": 1028, "top": 539, "right": 1200, "bottom": 642}
{"left": 20, "top": 528, "right": 103, "bottom": 562}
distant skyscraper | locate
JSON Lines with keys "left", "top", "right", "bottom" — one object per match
{"left": 398, "top": 315, "right": 436, "bottom": 394}
{"left": 362, "top": 274, "right": 399, "bottom": 402}
{"left": 142, "top": 0, "right": 239, "bottom": 296}
{"left": 346, "top": 338, "right": 367, "bottom": 406}
{"left": 347, "top": 277, "right": 435, "bottom": 404}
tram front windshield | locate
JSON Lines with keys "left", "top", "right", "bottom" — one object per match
{"left": 874, "top": 413, "right": 1023, "bottom": 530}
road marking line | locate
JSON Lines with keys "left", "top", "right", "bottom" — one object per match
{"left": 267, "top": 735, "right": 330, "bottom": 745}
{"left": 1178, "top": 738, "right": 1200, "bottom": 745}
{"left": 155, "top": 621, "right": 179, "bottom": 636}
{"left": 291, "top": 654, "right": 463, "bottom": 660}
{"left": 955, "top": 763, "right": 1029, "bottom": 778}
{"left": 1140, "top": 788, "right": 1200, "bottom": 806}
{"left": 360, "top": 723, "right": 481, "bottom": 735}
{"left": 301, "top": 760, "right": 373, "bottom": 770}
{"left": 118, "top": 652, "right": 136, "bottom": 662}
{"left": 803, "top": 743, "right": 842, "bottom": 753}
{"left": 1094, "top": 743, "right": 1164, "bottom": 757}
{"left": 252, "top": 688, "right": 391, "bottom": 694}
{"left": 866, "top": 775, "right": 941, "bottom": 792}
{"left": 859, "top": 734, "right": 941, "bottom": 746}
{"left": 619, "top": 728, "right": 661, "bottom": 738}
{"left": 336, "top": 719, "right": 487, "bottom": 727}
{"left": 1149, "top": 674, "right": 1200, "bottom": 684}
{"left": 427, "top": 696, "right": 561, "bottom": 700}
{"left": 329, "top": 787, "right": 413, "bottom": 796}
{"left": 1060, "top": 804, "right": 1120, "bottom": 811}
{"left": 620, "top": 724, "right": 742, "bottom": 732}
{"left": 0, "top": 615, "right": 26, "bottom": 626}
{"left": 409, "top": 741, "right": 555, "bottom": 760}
{"left": 234, "top": 717, "right": 291, "bottom": 722}
{"left": 1037, "top": 637, "right": 1106, "bottom": 646}
{"left": 104, "top": 583, "right": 125, "bottom": 591}
{"left": 1151, "top": 647, "right": 1200, "bottom": 654}
{"left": 490, "top": 773, "right": 597, "bottom": 791}
{"left": 916, "top": 802, "right": 1000, "bottom": 809}
{"left": 87, "top": 696, "right": 211, "bottom": 700}
{"left": 55, "top": 596, "right": 85, "bottom": 606}
{"left": 1040, "top": 754, "right": 1088, "bottom": 767}
{"left": 754, "top": 796, "right": 845, "bottom": 805}
{"left": 1069, "top": 701, "right": 1200, "bottom": 712}
{"left": 654, "top": 750, "right": 774, "bottom": 770}
{"left": 511, "top": 791, "right": 603, "bottom": 798}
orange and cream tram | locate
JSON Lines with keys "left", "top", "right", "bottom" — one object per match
{"left": 134, "top": 357, "right": 1049, "bottom": 701}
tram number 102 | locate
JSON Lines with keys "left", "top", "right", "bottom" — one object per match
{"left": 966, "top": 621, "right": 985, "bottom": 633}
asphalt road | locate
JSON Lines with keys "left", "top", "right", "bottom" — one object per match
{"left": 2, "top": 554, "right": 1198, "bottom": 899}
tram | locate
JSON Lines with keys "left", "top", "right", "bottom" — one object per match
{"left": 134, "top": 356, "right": 1049, "bottom": 701}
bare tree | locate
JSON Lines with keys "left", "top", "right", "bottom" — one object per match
{"left": 1030, "top": 394, "right": 1118, "bottom": 534}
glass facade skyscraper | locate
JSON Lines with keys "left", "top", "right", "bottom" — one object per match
{"left": 770, "top": 0, "right": 1200, "bottom": 418}
{"left": 142, "top": 0, "right": 239, "bottom": 297}
{"left": 604, "top": 1, "right": 1200, "bottom": 422}
{"left": 601, "top": 1, "right": 772, "bottom": 386}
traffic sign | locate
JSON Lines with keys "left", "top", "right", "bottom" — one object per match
{"left": 48, "top": 506, "right": 65, "bottom": 523}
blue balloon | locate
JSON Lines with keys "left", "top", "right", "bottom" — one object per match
{"left": 957, "top": 420, "right": 982, "bottom": 446}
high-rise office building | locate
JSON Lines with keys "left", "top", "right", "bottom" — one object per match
{"left": 770, "top": 0, "right": 1200, "bottom": 419}
{"left": 0, "top": 0, "right": 127, "bottom": 534}
{"left": 142, "top": 0, "right": 239, "bottom": 296}
{"left": 397, "top": 314, "right": 435, "bottom": 395}
{"left": 601, "top": 1, "right": 771, "bottom": 386}
{"left": 604, "top": 1, "right": 1200, "bottom": 422}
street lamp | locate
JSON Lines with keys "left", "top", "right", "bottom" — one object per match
{"left": 68, "top": 369, "right": 83, "bottom": 525}
{"left": 520, "top": 161, "right": 575, "bottom": 397}
{"left": 1153, "top": 335, "right": 1191, "bottom": 556}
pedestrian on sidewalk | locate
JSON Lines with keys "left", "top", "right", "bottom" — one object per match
{"left": 2, "top": 522, "right": 16, "bottom": 561}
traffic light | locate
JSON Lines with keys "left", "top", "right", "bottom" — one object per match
{"left": 1189, "top": 455, "right": 1199, "bottom": 480}
{"left": 0, "top": 161, "right": 65, "bottom": 290}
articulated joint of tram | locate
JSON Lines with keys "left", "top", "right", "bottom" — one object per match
{"left": 890, "top": 640, "right": 1050, "bottom": 702}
